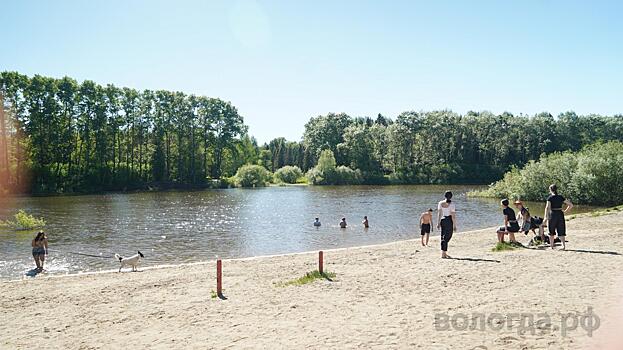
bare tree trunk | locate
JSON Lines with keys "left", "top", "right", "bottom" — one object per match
{"left": 0, "top": 93, "right": 9, "bottom": 190}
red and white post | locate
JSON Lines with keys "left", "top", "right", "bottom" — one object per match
{"left": 318, "top": 251, "right": 324, "bottom": 274}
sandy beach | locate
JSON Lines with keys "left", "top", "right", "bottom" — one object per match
{"left": 2, "top": 211, "right": 622, "bottom": 350}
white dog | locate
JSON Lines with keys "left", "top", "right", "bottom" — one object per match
{"left": 114, "top": 251, "right": 144, "bottom": 272}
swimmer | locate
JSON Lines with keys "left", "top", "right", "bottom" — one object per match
{"left": 313, "top": 217, "right": 321, "bottom": 227}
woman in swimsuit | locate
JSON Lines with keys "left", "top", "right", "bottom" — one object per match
{"left": 31, "top": 231, "right": 48, "bottom": 272}
{"left": 436, "top": 191, "right": 457, "bottom": 259}
{"left": 544, "top": 184, "right": 573, "bottom": 250}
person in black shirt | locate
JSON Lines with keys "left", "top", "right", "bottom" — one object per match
{"left": 496, "top": 199, "right": 520, "bottom": 244}
{"left": 544, "top": 184, "right": 573, "bottom": 249}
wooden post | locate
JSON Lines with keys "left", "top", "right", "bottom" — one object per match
{"left": 318, "top": 251, "right": 324, "bottom": 274}
{"left": 216, "top": 259, "right": 222, "bottom": 297}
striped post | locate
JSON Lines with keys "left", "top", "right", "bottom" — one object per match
{"left": 216, "top": 259, "right": 222, "bottom": 297}
{"left": 318, "top": 251, "right": 324, "bottom": 274}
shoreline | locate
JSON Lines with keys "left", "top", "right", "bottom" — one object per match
{"left": 2, "top": 225, "right": 500, "bottom": 283}
{"left": 4, "top": 205, "right": 614, "bottom": 283}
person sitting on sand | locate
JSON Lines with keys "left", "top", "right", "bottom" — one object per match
{"left": 437, "top": 191, "right": 457, "bottom": 259}
{"left": 514, "top": 200, "right": 545, "bottom": 243}
{"left": 496, "top": 199, "right": 520, "bottom": 244}
{"left": 362, "top": 216, "right": 369, "bottom": 228}
{"left": 544, "top": 184, "right": 573, "bottom": 250}
{"left": 340, "top": 217, "right": 347, "bottom": 228}
{"left": 31, "top": 231, "right": 48, "bottom": 272}
{"left": 313, "top": 218, "right": 321, "bottom": 227}
{"left": 420, "top": 208, "right": 434, "bottom": 246}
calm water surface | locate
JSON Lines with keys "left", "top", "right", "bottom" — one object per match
{"left": 0, "top": 185, "right": 596, "bottom": 279}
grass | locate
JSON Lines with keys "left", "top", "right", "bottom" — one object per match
{"left": 277, "top": 270, "right": 336, "bottom": 287}
{"left": 568, "top": 204, "right": 623, "bottom": 221}
{"left": 492, "top": 242, "right": 518, "bottom": 252}
{"left": 0, "top": 210, "right": 46, "bottom": 231}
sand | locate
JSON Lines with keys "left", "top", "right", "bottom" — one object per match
{"left": 1, "top": 211, "right": 623, "bottom": 350}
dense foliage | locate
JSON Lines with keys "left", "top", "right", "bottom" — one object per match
{"left": 2, "top": 71, "right": 623, "bottom": 194}
{"left": 0, "top": 72, "right": 250, "bottom": 193}
{"left": 306, "top": 150, "right": 363, "bottom": 185}
{"left": 273, "top": 165, "right": 304, "bottom": 184}
{"left": 263, "top": 111, "right": 623, "bottom": 185}
{"left": 472, "top": 141, "right": 623, "bottom": 206}
{"left": 230, "top": 164, "right": 272, "bottom": 188}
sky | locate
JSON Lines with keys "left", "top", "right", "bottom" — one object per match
{"left": 1, "top": 0, "right": 622, "bottom": 143}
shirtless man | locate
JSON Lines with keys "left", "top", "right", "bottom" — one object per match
{"left": 420, "top": 208, "right": 434, "bottom": 246}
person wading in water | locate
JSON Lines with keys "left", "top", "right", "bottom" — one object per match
{"left": 31, "top": 231, "right": 48, "bottom": 272}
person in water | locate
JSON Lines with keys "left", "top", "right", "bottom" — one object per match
{"left": 496, "top": 199, "right": 520, "bottom": 244}
{"left": 362, "top": 216, "right": 369, "bottom": 228}
{"left": 313, "top": 218, "right": 321, "bottom": 227}
{"left": 340, "top": 217, "right": 347, "bottom": 228}
{"left": 420, "top": 208, "right": 434, "bottom": 246}
{"left": 514, "top": 200, "right": 545, "bottom": 243}
{"left": 31, "top": 230, "right": 48, "bottom": 272}
{"left": 437, "top": 191, "right": 456, "bottom": 259}
{"left": 544, "top": 184, "right": 573, "bottom": 250}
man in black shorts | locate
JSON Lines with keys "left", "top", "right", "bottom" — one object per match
{"left": 420, "top": 208, "right": 434, "bottom": 246}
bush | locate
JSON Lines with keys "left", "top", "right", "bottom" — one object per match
{"left": 471, "top": 141, "right": 623, "bottom": 205}
{"left": 306, "top": 150, "right": 363, "bottom": 185}
{"left": 0, "top": 210, "right": 46, "bottom": 231}
{"left": 230, "top": 164, "right": 272, "bottom": 187}
{"left": 273, "top": 166, "right": 304, "bottom": 184}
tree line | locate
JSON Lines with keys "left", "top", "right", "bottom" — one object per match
{"left": 262, "top": 111, "right": 623, "bottom": 185}
{"left": 0, "top": 71, "right": 250, "bottom": 193}
{"left": 2, "top": 71, "right": 622, "bottom": 194}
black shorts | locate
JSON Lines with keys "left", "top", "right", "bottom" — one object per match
{"left": 548, "top": 212, "right": 566, "bottom": 236}
{"left": 421, "top": 223, "right": 431, "bottom": 235}
{"left": 498, "top": 222, "right": 520, "bottom": 233}
{"left": 530, "top": 217, "right": 544, "bottom": 229}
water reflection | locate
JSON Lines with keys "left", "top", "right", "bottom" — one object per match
{"left": 0, "top": 185, "right": 598, "bottom": 279}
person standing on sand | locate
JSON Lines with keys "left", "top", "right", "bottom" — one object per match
{"left": 340, "top": 217, "right": 347, "bottom": 228}
{"left": 544, "top": 184, "right": 573, "bottom": 250}
{"left": 420, "top": 208, "right": 434, "bottom": 246}
{"left": 31, "top": 231, "right": 48, "bottom": 272}
{"left": 362, "top": 216, "right": 369, "bottom": 228}
{"left": 437, "top": 191, "right": 457, "bottom": 258}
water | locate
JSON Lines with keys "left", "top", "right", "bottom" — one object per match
{"left": 0, "top": 185, "right": 597, "bottom": 279}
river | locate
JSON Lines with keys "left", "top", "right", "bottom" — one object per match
{"left": 0, "top": 185, "right": 596, "bottom": 279}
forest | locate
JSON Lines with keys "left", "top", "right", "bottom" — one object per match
{"left": 1, "top": 71, "right": 622, "bottom": 194}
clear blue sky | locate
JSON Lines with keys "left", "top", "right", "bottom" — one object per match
{"left": 1, "top": 0, "right": 621, "bottom": 143}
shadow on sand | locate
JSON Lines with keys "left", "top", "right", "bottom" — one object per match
{"left": 563, "top": 249, "right": 621, "bottom": 256}
{"left": 448, "top": 257, "right": 500, "bottom": 263}
{"left": 24, "top": 269, "right": 40, "bottom": 277}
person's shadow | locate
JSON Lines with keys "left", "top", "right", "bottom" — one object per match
{"left": 563, "top": 249, "right": 621, "bottom": 256}
{"left": 25, "top": 269, "right": 40, "bottom": 277}
{"left": 448, "top": 257, "right": 501, "bottom": 263}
